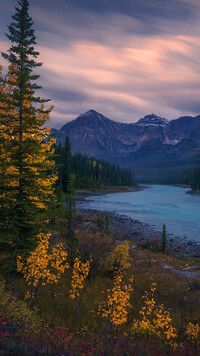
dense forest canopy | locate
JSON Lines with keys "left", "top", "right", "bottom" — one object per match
{"left": 54, "top": 137, "right": 136, "bottom": 190}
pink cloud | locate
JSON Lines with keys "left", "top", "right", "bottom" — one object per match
{"left": 34, "top": 31, "right": 200, "bottom": 126}
{"left": 2, "top": 0, "right": 200, "bottom": 127}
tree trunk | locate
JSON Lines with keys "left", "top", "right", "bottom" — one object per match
{"left": 28, "top": 278, "right": 34, "bottom": 309}
{"left": 19, "top": 97, "right": 23, "bottom": 202}
{"left": 32, "top": 281, "right": 40, "bottom": 307}
{"left": 52, "top": 282, "right": 56, "bottom": 299}
{"left": 75, "top": 295, "right": 80, "bottom": 319}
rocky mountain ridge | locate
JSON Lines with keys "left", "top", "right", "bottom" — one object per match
{"left": 53, "top": 110, "right": 200, "bottom": 177}
{"left": 136, "top": 114, "right": 169, "bottom": 127}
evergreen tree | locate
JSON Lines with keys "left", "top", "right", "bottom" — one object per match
{"left": 161, "top": 224, "right": 167, "bottom": 254}
{"left": 104, "top": 214, "right": 110, "bottom": 234}
{"left": 66, "top": 174, "right": 79, "bottom": 265}
{"left": 62, "top": 137, "right": 71, "bottom": 192}
{"left": 54, "top": 142, "right": 63, "bottom": 189}
{"left": 0, "top": 0, "right": 56, "bottom": 253}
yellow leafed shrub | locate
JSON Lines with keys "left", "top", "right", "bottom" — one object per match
{"left": 0, "top": 282, "right": 43, "bottom": 332}
{"left": 17, "top": 233, "right": 69, "bottom": 304}
{"left": 98, "top": 271, "right": 133, "bottom": 327}
{"left": 185, "top": 322, "right": 200, "bottom": 344}
{"left": 70, "top": 257, "right": 91, "bottom": 300}
{"left": 103, "top": 241, "right": 131, "bottom": 274}
{"left": 131, "top": 283, "right": 177, "bottom": 343}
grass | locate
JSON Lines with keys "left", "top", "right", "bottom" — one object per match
{"left": 0, "top": 210, "right": 200, "bottom": 353}
{"left": 12, "top": 212, "right": 200, "bottom": 328}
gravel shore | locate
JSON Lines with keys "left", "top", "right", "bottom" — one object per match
{"left": 76, "top": 188, "right": 200, "bottom": 258}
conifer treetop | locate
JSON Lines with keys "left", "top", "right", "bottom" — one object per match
{"left": 1, "top": 0, "right": 46, "bottom": 101}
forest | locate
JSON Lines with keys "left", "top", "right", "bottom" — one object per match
{"left": 137, "top": 164, "right": 200, "bottom": 192}
{"left": 55, "top": 137, "right": 200, "bottom": 192}
{"left": 54, "top": 138, "right": 136, "bottom": 190}
{"left": 0, "top": 1, "right": 199, "bottom": 355}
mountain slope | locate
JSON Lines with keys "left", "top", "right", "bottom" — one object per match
{"left": 53, "top": 110, "right": 200, "bottom": 173}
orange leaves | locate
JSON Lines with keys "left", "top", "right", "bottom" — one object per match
{"left": 69, "top": 256, "right": 92, "bottom": 318}
{"left": 70, "top": 257, "right": 91, "bottom": 300}
{"left": 17, "top": 233, "right": 69, "bottom": 290}
{"left": 98, "top": 271, "right": 133, "bottom": 327}
{"left": 48, "top": 243, "right": 69, "bottom": 284}
{"left": 131, "top": 283, "right": 177, "bottom": 343}
{"left": 185, "top": 322, "right": 200, "bottom": 344}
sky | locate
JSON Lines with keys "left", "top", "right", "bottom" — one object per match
{"left": 1, "top": 0, "right": 200, "bottom": 128}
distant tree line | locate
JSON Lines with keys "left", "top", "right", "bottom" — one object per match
{"left": 190, "top": 167, "right": 200, "bottom": 191}
{"left": 167, "top": 167, "right": 200, "bottom": 191}
{"left": 139, "top": 165, "right": 200, "bottom": 192}
{"left": 54, "top": 138, "right": 136, "bottom": 190}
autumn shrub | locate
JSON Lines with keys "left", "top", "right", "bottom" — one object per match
{"left": 103, "top": 241, "right": 131, "bottom": 276}
{"left": 98, "top": 271, "right": 133, "bottom": 335}
{"left": 148, "top": 236, "right": 161, "bottom": 251}
{"left": 185, "top": 322, "right": 200, "bottom": 345}
{"left": 70, "top": 256, "right": 91, "bottom": 318}
{"left": 17, "top": 232, "right": 69, "bottom": 306}
{"left": 0, "top": 282, "right": 43, "bottom": 333}
{"left": 131, "top": 283, "right": 177, "bottom": 346}
{"left": 0, "top": 279, "right": 199, "bottom": 355}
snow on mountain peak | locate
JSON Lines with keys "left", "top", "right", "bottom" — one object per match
{"left": 136, "top": 114, "right": 169, "bottom": 127}
{"left": 77, "top": 110, "right": 105, "bottom": 121}
{"left": 79, "top": 109, "right": 98, "bottom": 117}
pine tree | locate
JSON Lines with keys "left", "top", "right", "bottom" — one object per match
{"left": 161, "top": 223, "right": 167, "bottom": 254}
{"left": 0, "top": 0, "right": 56, "bottom": 253}
{"left": 54, "top": 142, "right": 64, "bottom": 189}
{"left": 66, "top": 174, "right": 79, "bottom": 265}
{"left": 104, "top": 213, "right": 110, "bottom": 234}
{"left": 62, "top": 137, "right": 71, "bottom": 192}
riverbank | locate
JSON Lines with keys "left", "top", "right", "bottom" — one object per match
{"left": 75, "top": 187, "right": 200, "bottom": 258}
{"left": 75, "top": 185, "right": 144, "bottom": 198}
{"left": 186, "top": 189, "right": 200, "bottom": 196}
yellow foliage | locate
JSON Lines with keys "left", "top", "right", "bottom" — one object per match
{"left": 185, "top": 322, "right": 200, "bottom": 344}
{"left": 98, "top": 271, "right": 133, "bottom": 327}
{"left": 48, "top": 243, "right": 69, "bottom": 284}
{"left": 104, "top": 241, "right": 131, "bottom": 273}
{"left": 17, "top": 233, "right": 69, "bottom": 292}
{"left": 0, "top": 282, "right": 43, "bottom": 332}
{"left": 0, "top": 65, "right": 57, "bottom": 213}
{"left": 131, "top": 283, "right": 177, "bottom": 343}
{"left": 70, "top": 257, "right": 91, "bottom": 300}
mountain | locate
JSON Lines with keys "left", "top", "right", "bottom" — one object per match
{"left": 53, "top": 110, "right": 200, "bottom": 179}
{"left": 136, "top": 114, "right": 169, "bottom": 126}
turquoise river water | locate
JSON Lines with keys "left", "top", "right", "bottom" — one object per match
{"left": 84, "top": 185, "right": 200, "bottom": 242}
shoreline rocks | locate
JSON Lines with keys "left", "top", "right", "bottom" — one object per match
{"left": 76, "top": 194, "right": 200, "bottom": 259}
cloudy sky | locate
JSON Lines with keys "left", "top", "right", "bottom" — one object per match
{"left": 1, "top": 0, "right": 200, "bottom": 128}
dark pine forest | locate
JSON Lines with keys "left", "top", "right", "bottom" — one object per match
{"left": 54, "top": 137, "right": 136, "bottom": 190}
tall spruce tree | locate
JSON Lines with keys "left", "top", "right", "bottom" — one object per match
{"left": 62, "top": 137, "right": 71, "bottom": 192}
{"left": 66, "top": 174, "right": 79, "bottom": 265}
{"left": 161, "top": 224, "right": 167, "bottom": 254}
{"left": 0, "top": 0, "right": 56, "bottom": 253}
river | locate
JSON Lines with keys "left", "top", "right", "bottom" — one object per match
{"left": 84, "top": 185, "right": 200, "bottom": 242}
